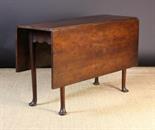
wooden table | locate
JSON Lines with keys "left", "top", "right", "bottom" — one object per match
{"left": 16, "top": 15, "right": 139, "bottom": 115}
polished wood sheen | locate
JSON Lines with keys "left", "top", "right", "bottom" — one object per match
{"left": 16, "top": 15, "right": 139, "bottom": 115}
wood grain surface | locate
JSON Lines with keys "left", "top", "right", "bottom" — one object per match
{"left": 52, "top": 18, "right": 139, "bottom": 88}
{"left": 16, "top": 15, "right": 139, "bottom": 89}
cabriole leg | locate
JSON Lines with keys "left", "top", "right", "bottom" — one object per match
{"left": 29, "top": 32, "right": 37, "bottom": 106}
{"left": 122, "top": 69, "right": 129, "bottom": 92}
{"left": 59, "top": 87, "right": 67, "bottom": 116}
{"left": 93, "top": 77, "right": 100, "bottom": 85}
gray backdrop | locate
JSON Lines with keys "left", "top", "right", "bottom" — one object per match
{"left": 0, "top": 0, "right": 154, "bottom": 67}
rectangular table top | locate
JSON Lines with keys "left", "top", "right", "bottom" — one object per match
{"left": 17, "top": 15, "right": 137, "bottom": 31}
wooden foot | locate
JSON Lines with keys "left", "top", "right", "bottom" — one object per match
{"left": 122, "top": 69, "right": 129, "bottom": 93}
{"left": 29, "top": 100, "right": 37, "bottom": 106}
{"left": 59, "top": 108, "right": 67, "bottom": 116}
{"left": 93, "top": 77, "right": 100, "bottom": 85}
{"left": 59, "top": 87, "right": 67, "bottom": 116}
{"left": 29, "top": 32, "right": 37, "bottom": 106}
{"left": 122, "top": 87, "right": 129, "bottom": 92}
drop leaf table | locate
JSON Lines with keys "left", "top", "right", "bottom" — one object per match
{"left": 16, "top": 15, "right": 139, "bottom": 115}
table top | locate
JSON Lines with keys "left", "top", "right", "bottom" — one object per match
{"left": 18, "top": 14, "right": 137, "bottom": 31}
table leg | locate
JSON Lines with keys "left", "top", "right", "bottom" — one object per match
{"left": 29, "top": 32, "right": 37, "bottom": 106}
{"left": 122, "top": 69, "right": 129, "bottom": 92}
{"left": 59, "top": 87, "right": 67, "bottom": 115}
{"left": 93, "top": 77, "right": 100, "bottom": 85}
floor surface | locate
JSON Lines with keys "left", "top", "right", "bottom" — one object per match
{"left": 0, "top": 67, "right": 155, "bottom": 130}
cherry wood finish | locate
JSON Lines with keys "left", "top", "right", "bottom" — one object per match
{"left": 16, "top": 15, "right": 139, "bottom": 115}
